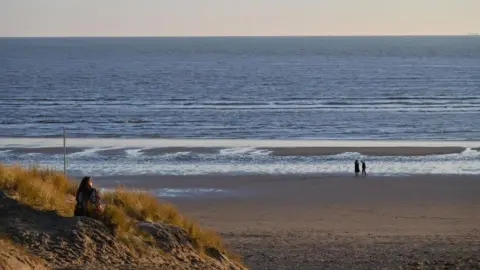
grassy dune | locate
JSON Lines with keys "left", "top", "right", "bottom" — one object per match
{"left": 0, "top": 163, "right": 239, "bottom": 262}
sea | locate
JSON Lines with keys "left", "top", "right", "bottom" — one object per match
{"left": 1, "top": 36, "right": 480, "bottom": 179}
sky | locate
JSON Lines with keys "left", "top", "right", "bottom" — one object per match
{"left": 1, "top": 0, "right": 479, "bottom": 37}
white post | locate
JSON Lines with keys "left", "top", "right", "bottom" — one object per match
{"left": 63, "top": 127, "right": 67, "bottom": 179}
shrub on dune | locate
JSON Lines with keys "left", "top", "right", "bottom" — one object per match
{"left": 0, "top": 164, "right": 239, "bottom": 262}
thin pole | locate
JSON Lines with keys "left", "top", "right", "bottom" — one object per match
{"left": 63, "top": 127, "right": 67, "bottom": 179}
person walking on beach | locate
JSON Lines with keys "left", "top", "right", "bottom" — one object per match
{"left": 361, "top": 160, "right": 367, "bottom": 176}
{"left": 354, "top": 160, "right": 360, "bottom": 176}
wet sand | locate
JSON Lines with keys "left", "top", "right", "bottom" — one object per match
{"left": 1, "top": 146, "right": 468, "bottom": 156}
{"left": 0, "top": 147, "right": 86, "bottom": 155}
{"left": 95, "top": 174, "right": 480, "bottom": 269}
{"left": 264, "top": 146, "right": 465, "bottom": 156}
{"left": 141, "top": 146, "right": 466, "bottom": 156}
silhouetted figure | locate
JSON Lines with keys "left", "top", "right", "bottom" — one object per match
{"left": 361, "top": 161, "right": 367, "bottom": 176}
{"left": 354, "top": 160, "right": 360, "bottom": 176}
{"left": 74, "top": 176, "right": 103, "bottom": 217}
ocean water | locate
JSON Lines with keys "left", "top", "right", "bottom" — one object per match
{"left": 0, "top": 138, "right": 479, "bottom": 176}
{"left": 1, "top": 37, "right": 480, "bottom": 176}
{"left": 1, "top": 36, "right": 480, "bottom": 139}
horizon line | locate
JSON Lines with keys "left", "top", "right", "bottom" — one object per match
{"left": 0, "top": 34, "right": 476, "bottom": 39}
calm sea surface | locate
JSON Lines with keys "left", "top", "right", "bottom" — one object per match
{"left": 1, "top": 37, "right": 480, "bottom": 178}
{"left": 1, "top": 36, "right": 479, "bottom": 140}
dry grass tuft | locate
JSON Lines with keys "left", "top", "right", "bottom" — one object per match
{"left": 101, "top": 187, "right": 228, "bottom": 253}
{"left": 0, "top": 164, "right": 239, "bottom": 263}
{"left": 0, "top": 163, "right": 76, "bottom": 215}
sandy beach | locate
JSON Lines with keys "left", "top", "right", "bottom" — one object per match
{"left": 96, "top": 174, "right": 480, "bottom": 269}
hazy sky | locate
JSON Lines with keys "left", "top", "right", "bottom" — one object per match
{"left": 1, "top": 0, "right": 479, "bottom": 37}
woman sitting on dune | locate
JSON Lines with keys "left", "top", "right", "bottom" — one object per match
{"left": 74, "top": 176, "right": 103, "bottom": 217}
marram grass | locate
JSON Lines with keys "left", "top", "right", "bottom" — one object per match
{"left": 0, "top": 163, "right": 241, "bottom": 263}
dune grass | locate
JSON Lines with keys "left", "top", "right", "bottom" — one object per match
{"left": 0, "top": 164, "right": 76, "bottom": 215}
{"left": 0, "top": 163, "right": 239, "bottom": 262}
{"left": 101, "top": 188, "right": 225, "bottom": 250}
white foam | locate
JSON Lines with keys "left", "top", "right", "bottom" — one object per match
{"left": 99, "top": 187, "right": 226, "bottom": 198}
{"left": 220, "top": 147, "right": 254, "bottom": 155}
{"left": 3, "top": 138, "right": 480, "bottom": 177}
{"left": 125, "top": 148, "right": 144, "bottom": 157}
{"left": 162, "top": 151, "right": 192, "bottom": 157}
{"left": 155, "top": 188, "right": 226, "bottom": 198}
{"left": 219, "top": 147, "right": 271, "bottom": 156}
{"left": 1, "top": 138, "right": 479, "bottom": 149}
{"left": 460, "top": 147, "right": 480, "bottom": 156}
{"left": 331, "top": 152, "right": 362, "bottom": 158}
{"left": 67, "top": 147, "right": 106, "bottom": 157}
{"left": 62, "top": 157, "right": 480, "bottom": 176}
{"left": 250, "top": 149, "right": 273, "bottom": 155}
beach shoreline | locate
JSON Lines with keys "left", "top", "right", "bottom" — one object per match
{"left": 0, "top": 145, "right": 473, "bottom": 156}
